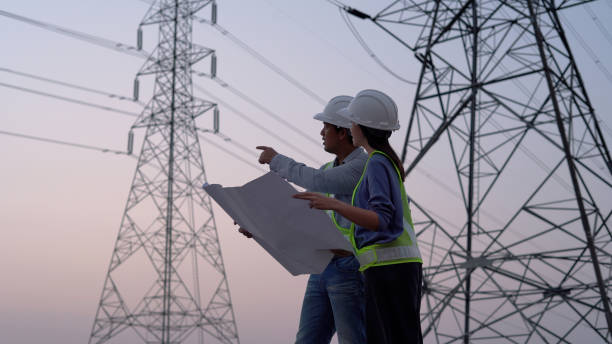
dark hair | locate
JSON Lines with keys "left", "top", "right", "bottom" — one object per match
{"left": 359, "top": 125, "right": 405, "bottom": 181}
{"left": 333, "top": 126, "right": 353, "bottom": 145}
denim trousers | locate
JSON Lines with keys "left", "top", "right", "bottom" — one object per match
{"left": 295, "top": 255, "right": 366, "bottom": 344}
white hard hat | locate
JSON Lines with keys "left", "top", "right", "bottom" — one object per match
{"left": 313, "top": 95, "right": 354, "bottom": 129}
{"left": 338, "top": 89, "right": 399, "bottom": 131}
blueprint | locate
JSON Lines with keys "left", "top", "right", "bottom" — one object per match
{"left": 203, "top": 172, "right": 353, "bottom": 275}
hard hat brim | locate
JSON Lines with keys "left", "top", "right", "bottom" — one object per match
{"left": 313, "top": 112, "right": 352, "bottom": 129}
{"left": 337, "top": 107, "right": 400, "bottom": 131}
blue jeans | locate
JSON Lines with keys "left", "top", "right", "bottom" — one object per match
{"left": 295, "top": 256, "right": 366, "bottom": 344}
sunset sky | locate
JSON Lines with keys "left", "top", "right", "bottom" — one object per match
{"left": 1, "top": 1, "right": 611, "bottom": 343}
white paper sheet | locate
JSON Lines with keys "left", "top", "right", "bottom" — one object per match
{"left": 204, "top": 172, "right": 353, "bottom": 275}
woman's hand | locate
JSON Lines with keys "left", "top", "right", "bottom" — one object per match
{"left": 293, "top": 192, "right": 342, "bottom": 211}
{"left": 294, "top": 192, "right": 379, "bottom": 230}
{"left": 295, "top": 192, "right": 380, "bottom": 231}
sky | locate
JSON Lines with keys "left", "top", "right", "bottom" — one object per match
{"left": 1, "top": 1, "right": 612, "bottom": 343}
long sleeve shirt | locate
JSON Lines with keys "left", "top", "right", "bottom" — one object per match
{"left": 353, "top": 154, "right": 405, "bottom": 249}
{"left": 269, "top": 148, "right": 368, "bottom": 230}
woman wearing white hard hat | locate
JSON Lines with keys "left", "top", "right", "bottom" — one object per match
{"left": 295, "top": 90, "right": 423, "bottom": 343}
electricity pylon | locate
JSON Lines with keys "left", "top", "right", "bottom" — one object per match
{"left": 343, "top": 0, "right": 611, "bottom": 342}
{"left": 89, "top": 1, "right": 239, "bottom": 343}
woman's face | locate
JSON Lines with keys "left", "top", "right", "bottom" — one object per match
{"left": 350, "top": 123, "right": 366, "bottom": 148}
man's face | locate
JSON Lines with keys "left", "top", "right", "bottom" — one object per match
{"left": 320, "top": 122, "right": 342, "bottom": 154}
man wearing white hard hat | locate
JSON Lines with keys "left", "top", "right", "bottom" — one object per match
{"left": 295, "top": 90, "right": 423, "bottom": 344}
{"left": 250, "top": 95, "right": 368, "bottom": 343}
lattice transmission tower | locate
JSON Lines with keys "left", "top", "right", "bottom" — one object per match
{"left": 89, "top": 1, "right": 239, "bottom": 343}
{"left": 342, "top": 0, "right": 612, "bottom": 342}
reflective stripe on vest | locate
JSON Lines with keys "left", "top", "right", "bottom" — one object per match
{"left": 349, "top": 151, "right": 422, "bottom": 271}
{"left": 321, "top": 161, "right": 352, "bottom": 242}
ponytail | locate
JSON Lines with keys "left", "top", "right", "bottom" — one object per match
{"left": 359, "top": 125, "right": 406, "bottom": 181}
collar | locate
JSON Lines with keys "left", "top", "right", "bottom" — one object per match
{"left": 334, "top": 147, "right": 366, "bottom": 167}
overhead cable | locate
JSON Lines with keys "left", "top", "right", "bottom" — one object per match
{"left": 3, "top": 5, "right": 328, "bottom": 164}
{"left": 0, "top": 67, "right": 143, "bottom": 105}
{"left": 194, "top": 84, "right": 324, "bottom": 166}
{"left": 259, "top": 0, "right": 399, "bottom": 90}
{"left": 0, "top": 9, "right": 147, "bottom": 58}
{"left": 199, "top": 134, "right": 266, "bottom": 173}
{"left": 215, "top": 131, "right": 260, "bottom": 158}
{"left": 560, "top": 12, "right": 612, "bottom": 85}
{"left": 204, "top": 75, "right": 323, "bottom": 147}
{"left": 196, "top": 127, "right": 260, "bottom": 159}
{"left": 584, "top": 5, "right": 612, "bottom": 48}
{"left": 194, "top": 17, "right": 327, "bottom": 106}
{"left": 325, "top": 0, "right": 348, "bottom": 8}
{"left": 339, "top": 8, "right": 417, "bottom": 85}
{"left": 600, "top": 119, "right": 612, "bottom": 141}
{"left": 0, "top": 129, "right": 130, "bottom": 155}
{"left": 0, "top": 81, "right": 140, "bottom": 117}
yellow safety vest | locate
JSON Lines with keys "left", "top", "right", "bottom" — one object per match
{"left": 349, "top": 151, "right": 422, "bottom": 271}
{"left": 321, "top": 161, "right": 353, "bottom": 243}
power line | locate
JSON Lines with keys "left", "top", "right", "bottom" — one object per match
{"left": 600, "top": 119, "right": 612, "bottom": 141}
{"left": 214, "top": 130, "right": 261, "bottom": 158}
{"left": 3, "top": 5, "right": 329, "bottom": 166}
{"left": 0, "top": 129, "right": 130, "bottom": 155}
{"left": 339, "top": 8, "right": 417, "bottom": 85}
{"left": 196, "top": 126, "right": 261, "bottom": 159}
{"left": 0, "top": 81, "right": 139, "bottom": 117}
{"left": 325, "top": 0, "right": 348, "bottom": 7}
{"left": 194, "top": 17, "right": 327, "bottom": 106}
{"left": 202, "top": 74, "right": 323, "bottom": 147}
{"left": 262, "top": 0, "right": 412, "bottom": 87}
{"left": 194, "top": 84, "right": 324, "bottom": 166}
{"left": 4, "top": 0, "right": 517, "bottom": 204}
{"left": 260, "top": 0, "right": 400, "bottom": 90}
{"left": 0, "top": 66, "right": 143, "bottom": 105}
{"left": 198, "top": 133, "right": 266, "bottom": 173}
{"left": 584, "top": 4, "right": 612, "bottom": 48}
{"left": 0, "top": 9, "right": 147, "bottom": 58}
{"left": 0, "top": 90, "right": 268, "bottom": 209}
{"left": 560, "top": 11, "right": 612, "bottom": 85}
{"left": 8, "top": 2, "right": 600, "bottom": 198}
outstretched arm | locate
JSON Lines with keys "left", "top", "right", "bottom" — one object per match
{"left": 293, "top": 192, "right": 379, "bottom": 231}
{"left": 257, "top": 146, "right": 364, "bottom": 195}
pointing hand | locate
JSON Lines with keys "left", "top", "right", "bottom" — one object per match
{"left": 256, "top": 146, "right": 278, "bottom": 164}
